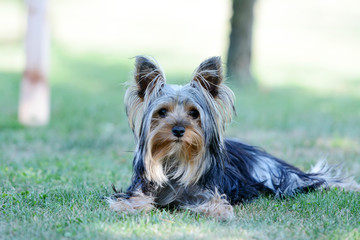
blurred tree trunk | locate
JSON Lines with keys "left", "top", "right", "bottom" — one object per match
{"left": 226, "top": 0, "right": 256, "bottom": 84}
{"left": 19, "top": 0, "right": 50, "bottom": 126}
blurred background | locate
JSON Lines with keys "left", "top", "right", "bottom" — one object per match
{"left": 2, "top": 0, "right": 360, "bottom": 87}
{"left": 1, "top": 0, "right": 360, "bottom": 186}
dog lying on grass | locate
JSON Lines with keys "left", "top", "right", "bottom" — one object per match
{"left": 108, "top": 56, "right": 359, "bottom": 219}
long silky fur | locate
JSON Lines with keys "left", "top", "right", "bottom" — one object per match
{"left": 110, "top": 56, "right": 360, "bottom": 219}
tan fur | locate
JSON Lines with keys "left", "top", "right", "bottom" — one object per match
{"left": 108, "top": 190, "right": 155, "bottom": 213}
{"left": 144, "top": 102, "right": 206, "bottom": 186}
{"left": 183, "top": 191, "right": 235, "bottom": 220}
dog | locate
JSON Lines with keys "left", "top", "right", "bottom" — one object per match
{"left": 108, "top": 56, "right": 359, "bottom": 219}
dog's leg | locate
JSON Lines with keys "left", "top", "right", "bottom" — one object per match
{"left": 182, "top": 191, "right": 235, "bottom": 220}
{"left": 108, "top": 189, "right": 155, "bottom": 213}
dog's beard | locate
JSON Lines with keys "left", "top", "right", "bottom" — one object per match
{"left": 144, "top": 124, "right": 206, "bottom": 186}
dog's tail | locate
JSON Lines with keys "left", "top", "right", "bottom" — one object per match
{"left": 224, "top": 139, "right": 359, "bottom": 198}
{"left": 269, "top": 159, "right": 360, "bottom": 197}
{"left": 308, "top": 160, "right": 360, "bottom": 192}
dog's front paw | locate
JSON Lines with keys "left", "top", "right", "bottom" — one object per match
{"left": 184, "top": 193, "right": 235, "bottom": 220}
{"left": 107, "top": 191, "right": 155, "bottom": 213}
{"left": 206, "top": 202, "right": 235, "bottom": 220}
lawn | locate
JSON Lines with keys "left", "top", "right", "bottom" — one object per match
{"left": 1, "top": 47, "right": 359, "bottom": 240}
{"left": 1, "top": 0, "right": 360, "bottom": 239}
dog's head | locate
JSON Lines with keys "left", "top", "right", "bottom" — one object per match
{"left": 125, "top": 56, "right": 235, "bottom": 186}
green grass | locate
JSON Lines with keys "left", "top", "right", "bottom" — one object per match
{"left": 1, "top": 48, "right": 360, "bottom": 240}
{"left": 1, "top": 0, "right": 360, "bottom": 238}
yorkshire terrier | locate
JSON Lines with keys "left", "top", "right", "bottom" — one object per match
{"left": 108, "top": 56, "right": 359, "bottom": 219}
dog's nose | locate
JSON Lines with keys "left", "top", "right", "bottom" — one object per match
{"left": 172, "top": 126, "right": 185, "bottom": 137}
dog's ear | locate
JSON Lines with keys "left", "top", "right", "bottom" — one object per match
{"left": 134, "top": 56, "right": 165, "bottom": 99}
{"left": 192, "top": 56, "right": 224, "bottom": 98}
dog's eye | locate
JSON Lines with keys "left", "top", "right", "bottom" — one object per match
{"left": 158, "top": 108, "right": 167, "bottom": 118}
{"left": 188, "top": 109, "right": 199, "bottom": 119}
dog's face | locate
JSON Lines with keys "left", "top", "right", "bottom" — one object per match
{"left": 145, "top": 84, "right": 205, "bottom": 185}
{"left": 148, "top": 92, "right": 203, "bottom": 160}
{"left": 125, "top": 56, "right": 235, "bottom": 186}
